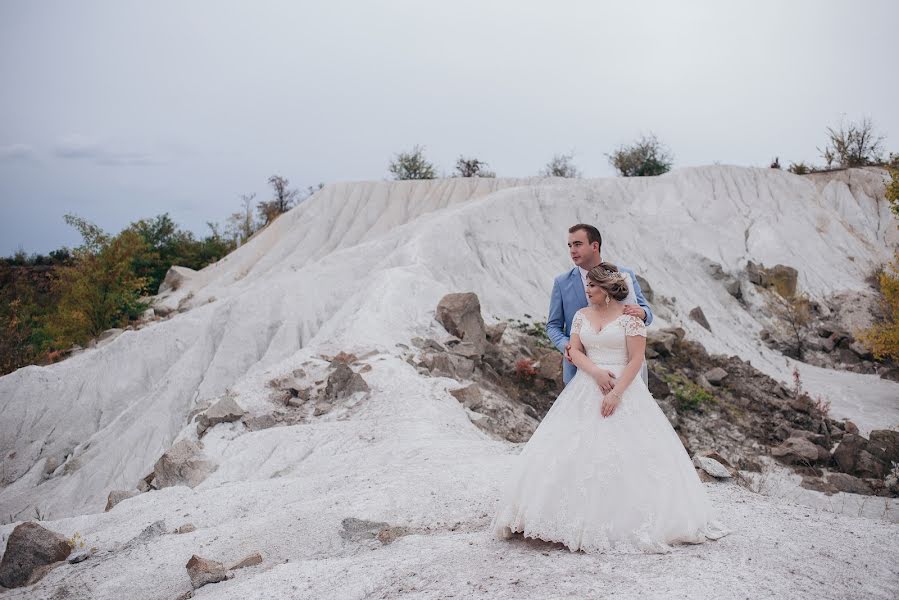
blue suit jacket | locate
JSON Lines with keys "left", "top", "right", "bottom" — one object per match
{"left": 546, "top": 266, "right": 653, "bottom": 384}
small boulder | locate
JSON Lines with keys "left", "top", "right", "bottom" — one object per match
{"left": 833, "top": 434, "right": 867, "bottom": 472}
{"left": 175, "top": 523, "right": 197, "bottom": 534}
{"left": 485, "top": 322, "right": 508, "bottom": 345}
{"left": 867, "top": 429, "right": 899, "bottom": 465}
{"left": 724, "top": 279, "right": 742, "bottom": 299}
{"left": 228, "top": 553, "right": 263, "bottom": 570}
{"left": 703, "top": 367, "right": 729, "bottom": 386}
{"left": 0, "top": 522, "right": 73, "bottom": 588}
{"left": 435, "top": 293, "right": 487, "bottom": 357}
{"left": 800, "top": 476, "right": 837, "bottom": 494}
{"left": 692, "top": 455, "right": 732, "bottom": 479}
{"left": 772, "top": 437, "right": 820, "bottom": 465}
{"left": 422, "top": 352, "right": 475, "bottom": 380}
{"left": 635, "top": 274, "right": 654, "bottom": 303}
{"left": 197, "top": 397, "right": 246, "bottom": 435}
{"left": 152, "top": 440, "right": 216, "bottom": 489}
{"left": 313, "top": 402, "right": 333, "bottom": 416}
{"left": 324, "top": 363, "right": 370, "bottom": 401}
{"left": 449, "top": 384, "right": 482, "bottom": 410}
{"left": 689, "top": 307, "right": 711, "bottom": 332}
{"left": 186, "top": 555, "right": 228, "bottom": 589}
{"left": 646, "top": 330, "right": 679, "bottom": 357}
{"left": 96, "top": 328, "right": 124, "bottom": 345}
{"left": 158, "top": 266, "right": 198, "bottom": 294}
{"left": 105, "top": 489, "right": 139, "bottom": 512}
{"left": 826, "top": 472, "right": 874, "bottom": 495}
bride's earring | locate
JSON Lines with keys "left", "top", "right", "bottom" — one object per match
{"left": 604, "top": 293, "right": 611, "bottom": 306}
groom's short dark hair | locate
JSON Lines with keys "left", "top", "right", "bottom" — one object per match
{"left": 569, "top": 224, "right": 602, "bottom": 250}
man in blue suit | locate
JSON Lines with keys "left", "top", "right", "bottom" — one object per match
{"left": 547, "top": 224, "right": 653, "bottom": 386}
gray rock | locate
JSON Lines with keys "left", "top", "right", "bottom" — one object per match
{"left": 826, "top": 472, "right": 874, "bottom": 495}
{"left": 449, "top": 341, "right": 483, "bottom": 359}
{"left": 0, "top": 522, "right": 72, "bottom": 588}
{"left": 833, "top": 434, "right": 867, "bottom": 472}
{"left": 228, "top": 552, "right": 263, "bottom": 570}
{"left": 868, "top": 429, "right": 899, "bottom": 464}
{"left": 772, "top": 437, "right": 820, "bottom": 465}
{"left": 646, "top": 329, "right": 680, "bottom": 357}
{"left": 152, "top": 440, "right": 216, "bottom": 489}
{"left": 485, "top": 322, "right": 508, "bottom": 344}
{"left": 725, "top": 279, "right": 742, "bottom": 299}
{"left": 175, "top": 523, "right": 197, "bottom": 534}
{"left": 423, "top": 352, "right": 475, "bottom": 380}
{"left": 197, "top": 397, "right": 246, "bottom": 435}
{"left": 704, "top": 367, "right": 729, "bottom": 386}
{"left": 635, "top": 274, "right": 654, "bottom": 303}
{"left": 800, "top": 476, "right": 837, "bottom": 494}
{"left": 186, "top": 555, "right": 228, "bottom": 589}
{"left": 324, "top": 363, "right": 370, "bottom": 401}
{"left": 313, "top": 402, "right": 333, "bottom": 416}
{"left": 96, "top": 328, "right": 124, "bottom": 345}
{"left": 339, "top": 517, "right": 390, "bottom": 543}
{"left": 105, "top": 489, "right": 139, "bottom": 511}
{"left": 689, "top": 307, "right": 711, "bottom": 331}
{"left": 692, "top": 455, "right": 732, "bottom": 479}
{"left": 449, "top": 384, "right": 483, "bottom": 410}
{"left": 435, "top": 293, "right": 487, "bottom": 357}
{"left": 243, "top": 414, "right": 278, "bottom": 431}
{"left": 158, "top": 265, "right": 198, "bottom": 294}
{"left": 411, "top": 337, "right": 445, "bottom": 352}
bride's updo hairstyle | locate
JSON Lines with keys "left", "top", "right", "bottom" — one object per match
{"left": 586, "top": 262, "right": 629, "bottom": 301}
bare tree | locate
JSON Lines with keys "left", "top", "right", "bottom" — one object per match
{"left": 607, "top": 134, "right": 673, "bottom": 177}
{"left": 227, "top": 193, "right": 258, "bottom": 244}
{"left": 454, "top": 156, "right": 495, "bottom": 178}
{"left": 257, "top": 175, "right": 299, "bottom": 225}
{"left": 388, "top": 145, "right": 436, "bottom": 180}
{"left": 769, "top": 291, "right": 812, "bottom": 359}
{"left": 819, "top": 117, "right": 885, "bottom": 168}
{"left": 541, "top": 152, "right": 581, "bottom": 178}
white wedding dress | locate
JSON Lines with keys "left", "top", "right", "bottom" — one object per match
{"left": 492, "top": 311, "right": 727, "bottom": 553}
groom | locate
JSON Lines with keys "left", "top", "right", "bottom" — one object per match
{"left": 547, "top": 224, "right": 653, "bottom": 385}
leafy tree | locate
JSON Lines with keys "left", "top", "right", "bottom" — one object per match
{"left": 454, "top": 156, "right": 495, "bottom": 178}
{"left": 540, "top": 152, "right": 581, "bottom": 178}
{"left": 819, "top": 117, "right": 885, "bottom": 168}
{"left": 607, "top": 134, "right": 673, "bottom": 177}
{"left": 388, "top": 145, "right": 437, "bottom": 180}
{"left": 858, "top": 167, "right": 899, "bottom": 360}
{"left": 788, "top": 162, "right": 811, "bottom": 175}
{"left": 44, "top": 215, "right": 150, "bottom": 349}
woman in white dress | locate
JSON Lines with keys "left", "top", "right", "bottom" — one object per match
{"left": 493, "top": 262, "right": 726, "bottom": 553}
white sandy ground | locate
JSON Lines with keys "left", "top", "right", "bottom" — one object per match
{"left": 1, "top": 355, "right": 897, "bottom": 600}
{"left": 1, "top": 166, "right": 898, "bottom": 598}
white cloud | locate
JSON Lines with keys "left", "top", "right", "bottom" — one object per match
{"left": 0, "top": 144, "right": 37, "bottom": 161}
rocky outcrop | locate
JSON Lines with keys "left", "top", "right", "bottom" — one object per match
{"left": 0, "top": 522, "right": 72, "bottom": 588}
{"left": 151, "top": 440, "right": 216, "bottom": 489}
{"left": 105, "top": 489, "right": 139, "bottom": 511}
{"left": 197, "top": 397, "right": 246, "bottom": 436}
{"left": 689, "top": 307, "right": 711, "bottom": 331}
{"left": 436, "top": 293, "right": 487, "bottom": 357}
{"left": 324, "top": 362, "right": 370, "bottom": 401}
{"left": 158, "top": 265, "right": 198, "bottom": 294}
{"left": 746, "top": 261, "right": 798, "bottom": 297}
{"left": 186, "top": 555, "right": 228, "bottom": 589}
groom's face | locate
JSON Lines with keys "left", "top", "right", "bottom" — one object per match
{"left": 567, "top": 230, "right": 599, "bottom": 267}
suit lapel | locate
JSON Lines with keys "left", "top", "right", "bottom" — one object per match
{"left": 566, "top": 268, "right": 588, "bottom": 313}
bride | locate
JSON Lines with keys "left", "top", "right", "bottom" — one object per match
{"left": 492, "top": 262, "right": 726, "bottom": 553}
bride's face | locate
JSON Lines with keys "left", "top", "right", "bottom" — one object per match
{"left": 585, "top": 280, "right": 607, "bottom": 305}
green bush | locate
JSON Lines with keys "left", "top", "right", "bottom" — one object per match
{"left": 664, "top": 373, "right": 715, "bottom": 412}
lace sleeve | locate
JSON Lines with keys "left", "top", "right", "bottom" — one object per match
{"left": 571, "top": 311, "right": 584, "bottom": 336}
{"left": 623, "top": 315, "right": 646, "bottom": 337}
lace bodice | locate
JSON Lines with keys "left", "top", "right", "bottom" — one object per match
{"left": 571, "top": 311, "right": 646, "bottom": 366}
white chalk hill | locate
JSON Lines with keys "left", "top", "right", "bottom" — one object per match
{"left": 1, "top": 166, "right": 897, "bottom": 598}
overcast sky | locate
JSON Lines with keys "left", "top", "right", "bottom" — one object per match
{"left": 1, "top": 0, "right": 896, "bottom": 256}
